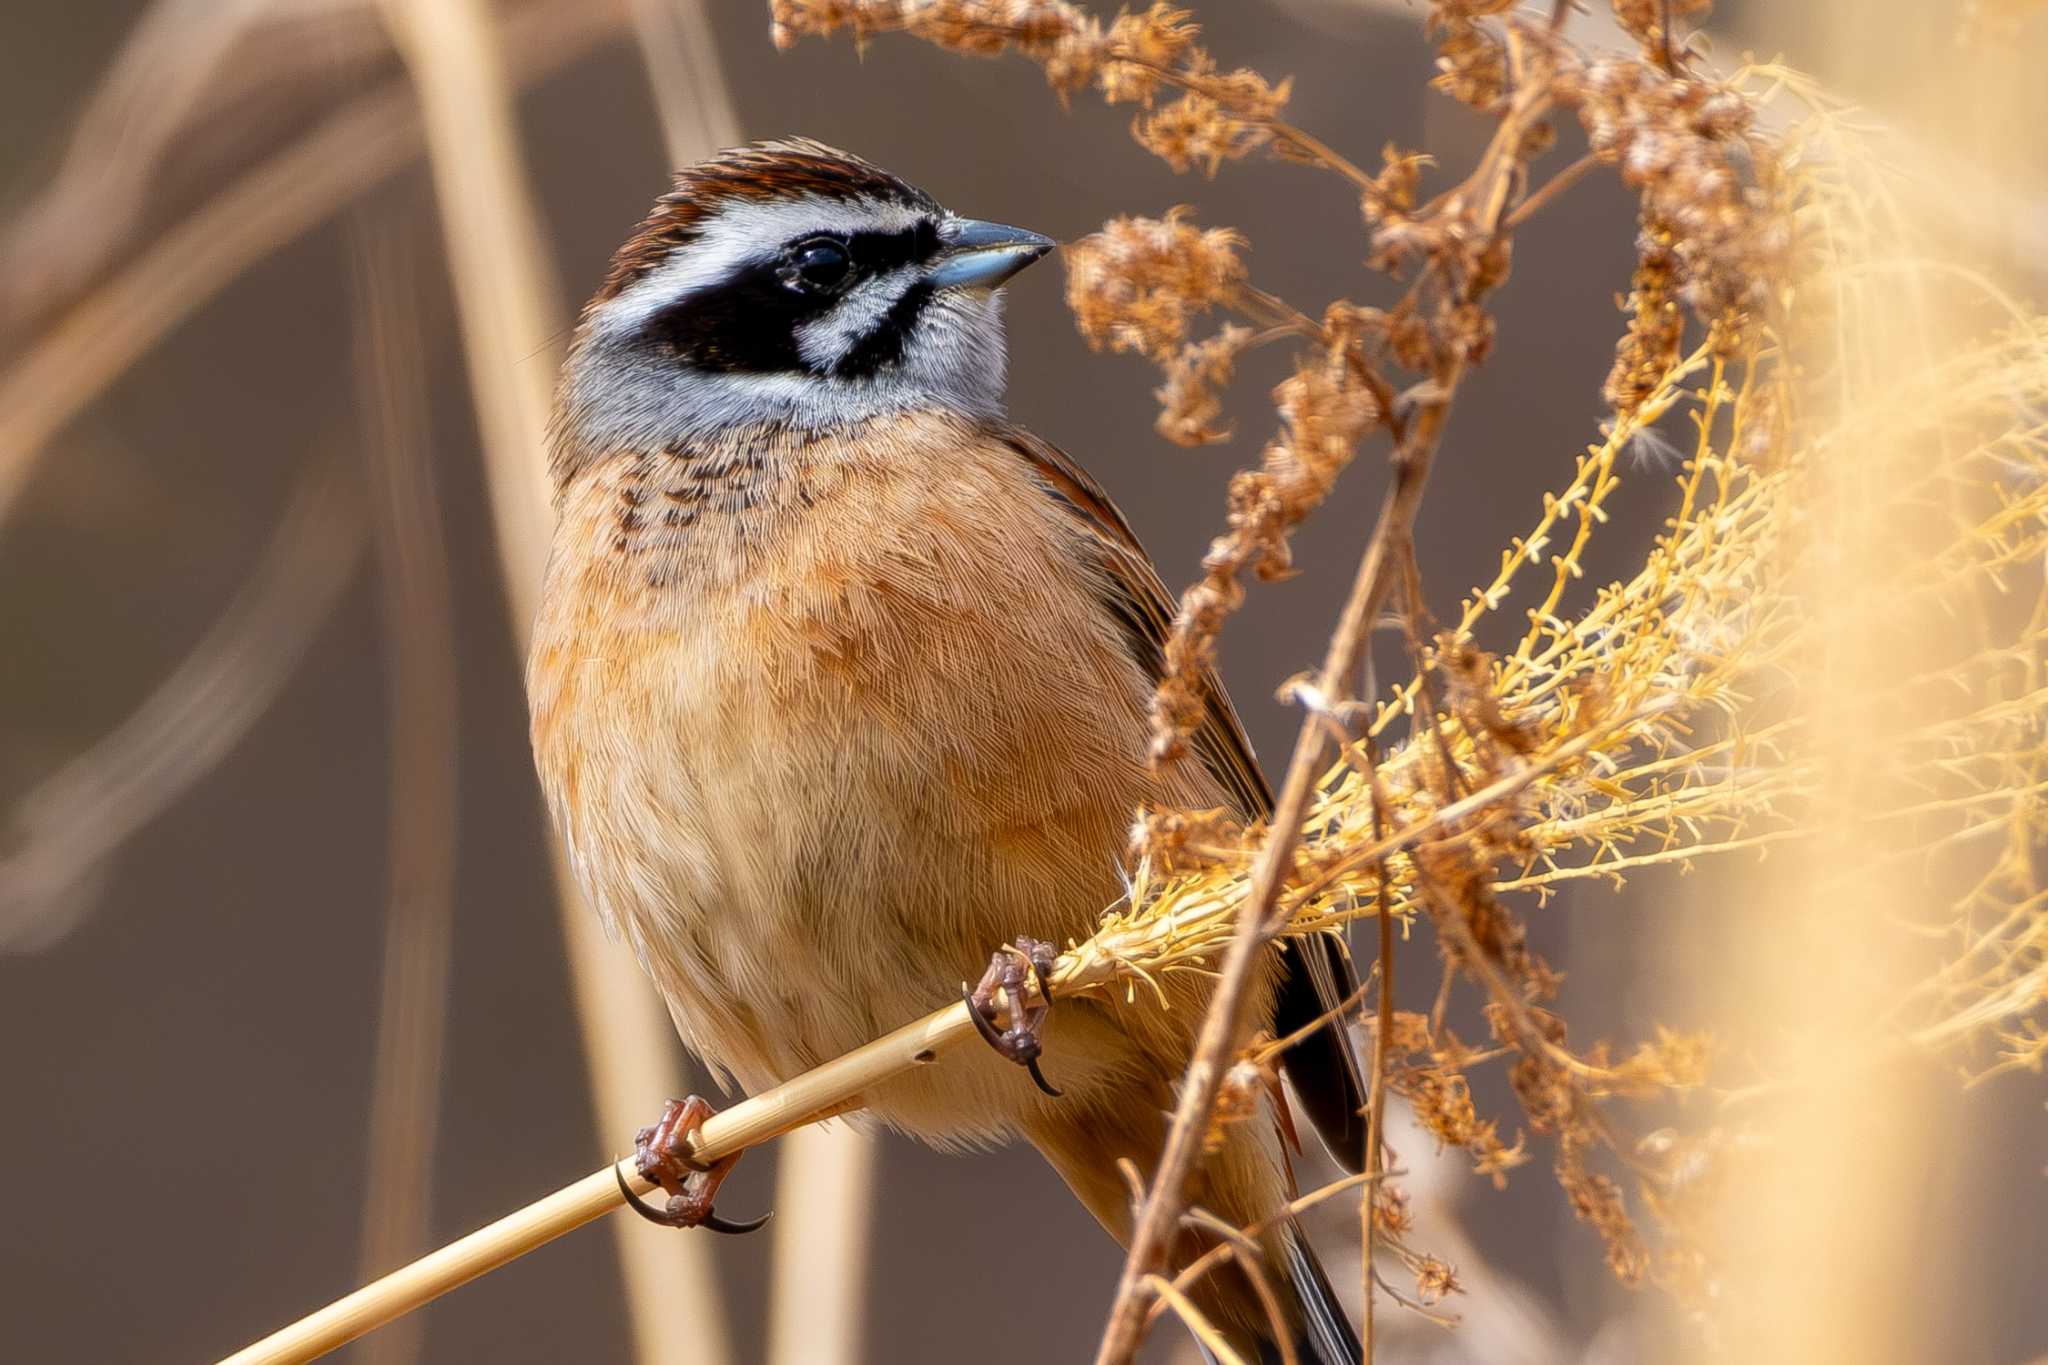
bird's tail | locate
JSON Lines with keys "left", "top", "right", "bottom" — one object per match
{"left": 1027, "top": 1099, "right": 1361, "bottom": 1365}
{"left": 1263, "top": 1224, "right": 1362, "bottom": 1365}
{"left": 1185, "top": 1219, "right": 1360, "bottom": 1365}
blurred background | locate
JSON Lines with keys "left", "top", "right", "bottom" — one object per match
{"left": 2, "top": 2, "right": 2043, "bottom": 1362}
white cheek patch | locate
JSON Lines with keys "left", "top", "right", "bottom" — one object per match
{"left": 562, "top": 289, "right": 1012, "bottom": 453}
{"left": 592, "top": 195, "right": 933, "bottom": 339}
{"left": 792, "top": 268, "right": 920, "bottom": 371}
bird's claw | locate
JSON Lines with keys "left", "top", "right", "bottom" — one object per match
{"left": 965, "top": 937, "right": 1062, "bottom": 1098}
{"left": 617, "top": 1095, "right": 771, "bottom": 1234}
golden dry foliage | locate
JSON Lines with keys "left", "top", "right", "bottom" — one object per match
{"left": 774, "top": 0, "right": 2046, "bottom": 1354}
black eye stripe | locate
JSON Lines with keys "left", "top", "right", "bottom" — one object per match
{"left": 649, "top": 259, "right": 824, "bottom": 374}
{"left": 638, "top": 217, "right": 945, "bottom": 376}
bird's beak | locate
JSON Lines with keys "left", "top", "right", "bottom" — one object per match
{"left": 930, "top": 218, "right": 1057, "bottom": 290}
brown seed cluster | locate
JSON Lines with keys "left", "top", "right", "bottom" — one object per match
{"left": 1204, "top": 1046, "right": 1287, "bottom": 1154}
{"left": 1063, "top": 209, "right": 1248, "bottom": 362}
{"left": 1611, "top": 0, "right": 1713, "bottom": 58}
{"left": 1605, "top": 217, "right": 1684, "bottom": 415}
{"left": 772, "top": 2, "right": 1297, "bottom": 175}
{"left": 1151, "top": 311, "right": 1378, "bottom": 761}
{"left": 1562, "top": 53, "right": 1789, "bottom": 346}
{"left": 1427, "top": 0, "right": 1518, "bottom": 112}
{"left": 771, "top": 0, "right": 1876, "bottom": 1335}
{"left": 1152, "top": 324, "right": 1251, "bottom": 447}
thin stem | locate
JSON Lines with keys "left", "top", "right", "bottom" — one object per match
{"left": 1093, "top": 406, "right": 1446, "bottom": 1364}
{"left": 1095, "top": 46, "right": 1570, "bottom": 1356}
{"left": 1503, "top": 152, "right": 1600, "bottom": 231}
{"left": 1114, "top": 56, "right": 1377, "bottom": 190}
{"left": 1361, "top": 742, "right": 1396, "bottom": 1363}
{"left": 218, "top": 1005, "right": 970, "bottom": 1365}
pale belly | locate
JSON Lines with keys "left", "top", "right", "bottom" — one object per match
{"left": 543, "top": 619, "right": 1173, "bottom": 1141}
{"left": 531, "top": 543, "right": 1200, "bottom": 1142}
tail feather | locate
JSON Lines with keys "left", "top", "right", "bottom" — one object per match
{"left": 1200, "top": 1227, "right": 1359, "bottom": 1365}
{"left": 1273, "top": 1225, "right": 1361, "bottom": 1365}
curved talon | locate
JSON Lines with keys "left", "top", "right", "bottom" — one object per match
{"left": 616, "top": 1162, "right": 677, "bottom": 1225}
{"left": 964, "top": 981, "right": 1009, "bottom": 1050}
{"left": 963, "top": 942, "right": 1064, "bottom": 1098}
{"left": 1021, "top": 942, "right": 1056, "bottom": 1004}
{"left": 700, "top": 1208, "right": 774, "bottom": 1235}
{"left": 623, "top": 1094, "right": 763, "bottom": 1233}
{"left": 614, "top": 1160, "right": 772, "bottom": 1233}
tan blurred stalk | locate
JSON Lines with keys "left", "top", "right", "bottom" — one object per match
{"left": 764, "top": 1125, "right": 880, "bottom": 1365}
{"left": 622, "top": 7, "right": 882, "bottom": 1356}
{"left": 0, "top": 456, "right": 362, "bottom": 949}
{"left": 372, "top": 1, "right": 729, "bottom": 1361}
{"left": 1674, "top": 10, "right": 2032, "bottom": 1362}
{"left": 0, "top": 0, "right": 275, "bottom": 326}
{"left": 626, "top": 0, "right": 741, "bottom": 159}
{"left": 0, "top": 0, "right": 622, "bottom": 530}
{"left": 347, "top": 220, "right": 460, "bottom": 1365}
{"left": 1679, "top": 395, "right": 1949, "bottom": 1363}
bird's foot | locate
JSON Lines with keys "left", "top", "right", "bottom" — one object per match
{"left": 964, "top": 936, "right": 1062, "bottom": 1098}
{"left": 615, "top": 1095, "right": 770, "bottom": 1234}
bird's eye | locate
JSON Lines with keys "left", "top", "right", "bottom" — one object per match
{"left": 789, "top": 238, "right": 852, "bottom": 292}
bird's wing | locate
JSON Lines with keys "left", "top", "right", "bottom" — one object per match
{"left": 996, "top": 425, "right": 1369, "bottom": 1173}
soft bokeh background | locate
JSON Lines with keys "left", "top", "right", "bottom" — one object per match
{"left": 2, "top": 3, "right": 2043, "bottom": 1363}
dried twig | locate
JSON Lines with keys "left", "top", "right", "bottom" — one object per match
{"left": 0, "top": 0, "right": 623, "bottom": 529}
{"left": 0, "top": 458, "right": 362, "bottom": 949}
{"left": 346, "top": 215, "right": 460, "bottom": 1365}
{"left": 373, "top": 0, "right": 726, "bottom": 1359}
{"left": 1360, "top": 742, "right": 1395, "bottom": 1357}
{"left": 1095, "top": 47, "right": 1566, "bottom": 1365}
{"left": 217, "top": 1001, "right": 977, "bottom": 1365}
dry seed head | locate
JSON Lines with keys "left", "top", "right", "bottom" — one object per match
{"left": 1154, "top": 325, "right": 1252, "bottom": 446}
{"left": 1149, "top": 332, "right": 1377, "bottom": 760}
{"left": 1064, "top": 210, "right": 1248, "bottom": 362}
{"left": 781, "top": 0, "right": 2048, "bottom": 1319}
{"left": 1413, "top": 1255, "right": 1463, "bottom": 1304}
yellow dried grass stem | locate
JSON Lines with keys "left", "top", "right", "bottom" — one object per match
{"left": 216, "top": 694, "right": 1656, "bottom": 1363}
{"left": 217, "top": 1003, "right": 976, "bottom": 1365}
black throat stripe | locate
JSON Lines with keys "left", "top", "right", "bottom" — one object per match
{"left": 834, "top": 280, "right": 937, "bottom": 379}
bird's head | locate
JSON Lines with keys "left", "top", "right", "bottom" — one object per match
{"left": 553, "top": 138, "right": 1053, "bottom": 478}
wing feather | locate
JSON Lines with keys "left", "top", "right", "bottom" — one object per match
{"left": 997, "top": 426, "right": 1368, "bottom": 1172}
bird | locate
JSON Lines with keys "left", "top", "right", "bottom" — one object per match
{"left": 527, "top": 138, "right": 1366, "bottom": 1365}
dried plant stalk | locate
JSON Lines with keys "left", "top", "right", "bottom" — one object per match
{"left": 373, "top": 1, "right": 728, "bottom": 1359}
{"left": 0, "top": 0, "right": 623, "bottom": 529}
{"left": 347, "top": 219, "right": 460, "bottom": 1365}
{"left": 0, "top": 457, "right": 362, "bottom": 949}
{"left": 218, "top": 1003, "right": 975, "bottom": 1365}
{"left": 764, "top": 1126, "right": 880, "bottom": 1365}
{"left": 216, "top": 708, "right": 1642, "bottom": 1362}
